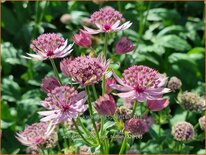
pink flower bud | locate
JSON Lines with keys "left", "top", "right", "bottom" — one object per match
{"left": 115, "top": 37, "right": 135, "bottom": 54}
{"left": 41, "top": 76, "right": 61, "bottom": 93}
{"left": 95, "top": 94, "right": 116, "bottom": 116}
{"left": 73, "top": 30, "right": 92, "bottom": 48}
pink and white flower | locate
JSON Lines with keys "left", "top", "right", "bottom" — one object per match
{"left": 38, "top": 86, "right": 87, "bottom": 124}
{"left": 110, "top": 65, "right": 170, "bottom": 110}
{"left": 24, "top": 33, "right": 73, "bottom": 60}
{"left": 84, "top": 7, "right": 132, "bottom": 34}
{"left": 16, "top": 122, "right": 55, "bottom": 147}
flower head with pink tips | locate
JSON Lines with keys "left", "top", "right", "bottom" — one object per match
{"left": 84, "top": 7, "right": 132, "bottom": 34}
{"left": 38, "top": 86, "right": 87, "bottom": 124}
{"left": 110, "top": 65, "right": 170, "bottom": 111}
{"left": 25, "top": 33, "right": 73, "bottom": 60}
{"left": 60, "top": 55, "right": 110, "bottom": 87}
{"left": 16, "top": 122, "right": 55, "bottom": 147}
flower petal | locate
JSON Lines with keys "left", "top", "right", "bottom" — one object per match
{"left": 147, "top": 98, "right": 169, "bottom": 111}
{"left": 83, "top": 26, "right": 102, "bottom": 34}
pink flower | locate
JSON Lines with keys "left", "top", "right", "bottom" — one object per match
{"left": 84, "top": 7, "right": 132, "bottom": 34}
{"left": 16, "top": 122, "right": 54, "bottom": 147}
{"left": 115, "top": 37, "right": 135, "bottom": 54}
{"left": 24, "top": 33, "right": 73, "bottom": 60}
{"left": 73, "top": 29, "right": 92, "bottom": 48}
{"left": 106, "top": 78, "right": 116, "bottom": 93}
{"left": 111, "top": 65, "right": 170, "bottom": 102}
{"left": 95, "top": 94, "right": 116, "bottom": 116}
{"left": 41, "top": 76, "right": 61, "bottom": 93}
{"left": 60, "top": 55, "right": 109, "bottom": 87}
{"left": 38, "top": 86, "right": 87, "bottom": 124}
{"left": 125, "top": 117, "right": 152, "bottom": 138}
{"left": 147, "top": 98, "right": 169, "bottom": 111}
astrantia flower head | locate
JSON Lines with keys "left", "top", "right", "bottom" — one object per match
{"left": 95, "top": 94, "right": 116, "bottom": 116}
{"left": 115, "top": 37, "right": 135, "bottom": 54}
{"left": 179, "top": 91, "right": 205, "bottom": 113}
{"left": 84, "top": 6, "right": 132, "bottom": 34}
{"left": 199, "top": 116, "right": 205, "bottom": 130}
{"left": 60, "top": 55, "right": 109, "bottom": 87}
{"left": 41, "top": 76, "right": 61, "bottom": 93}
{"left": 25, "top": 33, "right": 73, "bottom": 60}
{"left": 115, "top": 106, "right": 132, "bottom": 122}
{"left": 16, "top": 122, "right": 54, "bottom": 147}
{"left": 168, "top": 76, "right": 182, "bottom": 92}
{"left": 38, "top": 86, "right": 87, "bottom": 124}
{"left": 111, "top": 65, "right": 170, "bottom": 102}
{"left": 73, "top": 29, "right": 92, "bottom": 48}
{"left": 125, "top": 117, "right": 152, "bottom": 138}
{"left": 172, "top": 122, "right": 194, "bottom": 141}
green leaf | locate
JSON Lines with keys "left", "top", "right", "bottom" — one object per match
{"left": 146, "top": 8, "right": 180, "bottom": 21}
{"left": 157, "top": 25, "right": 185, "bottom": 37}
{"left": 2, "top": 76, "right": 21, "bottom": 102}
{"left": 155, "top": 35, "right": 191, "bottom": 51}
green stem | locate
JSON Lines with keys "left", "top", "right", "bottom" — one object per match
{"left": 92, "top": 85, "right": 98, "bottom": 100}
{"left": 103, "top": 33, "right": 108, "bottom": 58}
{"left": 194, "top": 123, "right": 200, "bottom": 129}
{"left": 100, "top": 116, "right": 104, "bottom": 136}
{"left": 72, "top": 119, "right": 93, "bottom": 146}
{"left": 185, "top": 111, "right": 189, "bottom": 121}
{"left": 77, "top": 117, "right": 96, "bottom": 141}
{"left": 85, "top": 87, "right": 101, "bottom": 147}
{"left": 62, "top": 125, "right": 69, "bottom": 148}
{"left": 119, "top": 135, "right": 127, "bottom": 154}
{"left": 132, "top": 101, "right": 137, "bottom": 117}
{"left": 50, "top": 59, "right": 62, "bottom": 85}
{"left": 102, "top": 75, "right": 106, "bottom": 95}
{"left": 102, "top": 33, "right": 108, "bottom": 95}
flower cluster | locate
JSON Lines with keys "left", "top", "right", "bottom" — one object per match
{"left": 60, "top": 55, "right": 109, "bottom": 86}
{"left": 16, "top": 5, "right": 204, "bottom": 154}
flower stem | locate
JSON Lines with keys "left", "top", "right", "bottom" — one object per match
{"left": 91, "top": 85, "right": 98, "bottom": 100}
{"left": 50, "top": 59, "right": 62, "bottom": 85}
{"left": 102, "top": 33, "right": 108, "bottom": 95}
{"left": 72, "top": 119, "right": 93, "bottom": 146}
{"left": 119, "top": 134, "right": 127, "bottom": 154}
{"left": 85, "top": 87, "right": 101, "bottom": 148}
{"left": 132, "top": 101, "right": 137, "bottom": 117}
{"left": 77, "top": 117, "right": 96, "bottom": 141}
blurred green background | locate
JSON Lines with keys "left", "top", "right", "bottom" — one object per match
{"left": 1, "top": 1, "right": 205, "bottom": 154}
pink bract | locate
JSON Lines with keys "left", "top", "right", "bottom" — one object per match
{"left": 95, "top": 94, "right": 116, "bottom": 116}
{"left": 73, "top": 29, "right": 92, "bottom": 48}
{"left": 115, "top": 37, "right": 135, "bottom": 54}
